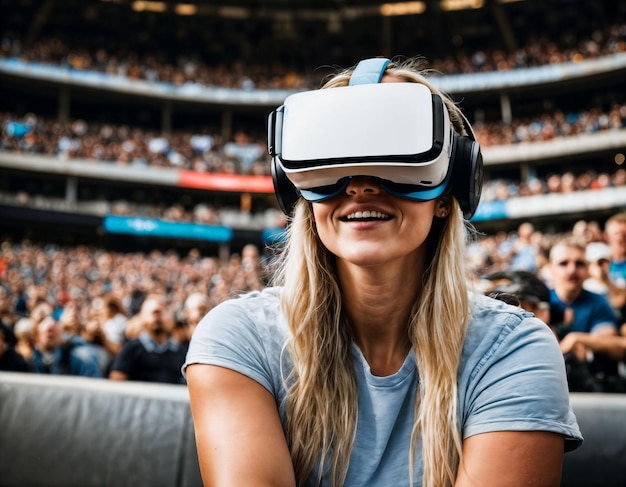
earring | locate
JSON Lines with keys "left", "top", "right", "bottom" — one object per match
{"left": 438, "top": 210, "right": 448, "bottom": 218}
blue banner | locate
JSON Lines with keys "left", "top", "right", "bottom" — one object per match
{"left": 103, "top": 215, "right": 233, "bottom": 242}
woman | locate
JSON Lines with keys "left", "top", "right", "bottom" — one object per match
{"left": 184, "top": 58, "right": 582, "bottom": 487}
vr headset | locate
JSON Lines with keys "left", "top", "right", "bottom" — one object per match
{"left": 267, "top": 58, "right": 483, "bottom": 219}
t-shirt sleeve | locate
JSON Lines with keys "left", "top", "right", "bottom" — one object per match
{"left": 462, "top": 314, "right": 583, "bottom": 452}
{"left": 182, "top": 298, "right": 275, "bottom": 395}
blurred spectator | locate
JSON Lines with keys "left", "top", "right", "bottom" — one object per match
{"left": 509, "top": 222, "right": 540, "bottom": 272}
{"left": 584, "top": 241, "right": 614, "bottom": 295}
{"left": 605, "top": 212, "right": 626, "bottom": 288}
{"left": 13, "top": 317, "right": 34, "bottom": 362}
{"left": 108, "top": 294, "right": 186, "bottom": 384}
{"left": 80, "top": 317, "right": 115, "bottom": 376}
{"left": 29, "top": 314, "right": 103, "bottom": 377}
{"left": 546, "top": 237, "right": 624, "bottom": 392}
{"left": 90, "top": 293, "right": 128, "bottom": 357}
{"left": 0, "top": 286, "right": 18, "bottom": 341}
{"left": 0, "top": 324, "right": 30, "bottom": 372}
{"left": 583, "top": 241, "right": 626, "bottom": 323}
{"left": 174, "top": 291, "right": 212, "bottom": 349}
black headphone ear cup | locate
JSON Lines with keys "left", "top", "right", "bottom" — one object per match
{"left": 450, "top": 135, "right": 483, "bottom": 219}
{"left": 271, "top": 158, "right": 300, "bottom": 215}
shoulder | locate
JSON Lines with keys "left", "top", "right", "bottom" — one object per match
{"left": 209, "top": 286, "right": 282, "bottom": 319}
{"left": 462, "top": 293, "right": 560, "bottom": 383}
{"left": 577, "top": 288, "right": 611, "bottom": 305}
{"left": 116, "top": 338, "right": 144, "bottom": 358}
{"left": 576, "top": 289, "right": 616, "bottom": 315}
{"left": 67, "top": 337, "right": 97, "bottom": 358}
{"left": 195, "top": 287, "right": 285, "bottom": 342}
{"left": 120, "top": 338, "right": 142, "bottom": 349}
{"left": 461, "top": 293, "right": 582, "bottom": 450}
{"left": 465, "top": 293, "right": 549, "bottom": 352}
{"left": 184, "top": 287, "right": 289, "bottom": 393}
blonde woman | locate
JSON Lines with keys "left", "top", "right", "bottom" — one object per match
{"left": 184, "top": 58, "right": 582, "bottom": 487}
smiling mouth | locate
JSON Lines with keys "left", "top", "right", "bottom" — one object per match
{"left": 341, "top": 210, "right": 392, "bottom": 222}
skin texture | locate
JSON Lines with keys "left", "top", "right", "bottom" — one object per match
{"left": 187, "top": 364, "right": 296, "bottom": 487}
{"left": 312, "top": 175, "right": 441, "bottom": 375}
{"left": 455, "top": 431, "right": 564, "bottom": 487}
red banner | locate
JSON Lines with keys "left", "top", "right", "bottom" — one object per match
{"left": 178, "top": 171, "right": 274, "bottom": 193}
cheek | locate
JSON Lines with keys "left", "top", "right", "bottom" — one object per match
{"left": 311, "top": 204, "right": 331, "bottom": 233}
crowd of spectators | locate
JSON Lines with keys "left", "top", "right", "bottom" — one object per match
{"left": 2, "top": 213, "right": 626, "bottom": 392}
{"left": 0, "top": 112, "right": 272, "bottom": 176}
{"left": 429, "top": 22, "right": 626, "bottom": 75}
{"left": 480, "top": 167, "right": 626, "bottom": 204}
{"left": 2, "top": 95, "right": 625, "bottom": 174}
{"left": 1, "top": 98, "right": 625, "bottom": 230}
{"left": 472, "top": 102, "right": 626, "bottom": 146}
{"left": 0, "top": 239, "right": 268, "bottom": 381}
{"left": 1, "top": 22, "right": 625, "bottom": 89}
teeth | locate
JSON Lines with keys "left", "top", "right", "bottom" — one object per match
{"left": 345, "top": 211, "right": 389, "bottom": 220}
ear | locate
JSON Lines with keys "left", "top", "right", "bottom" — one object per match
{"left": 435, "top": 196, "right": 451, "bottom": 219}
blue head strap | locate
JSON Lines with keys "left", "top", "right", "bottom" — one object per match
{"left": 348, "top": 58, "right": 391, "bottom": 86}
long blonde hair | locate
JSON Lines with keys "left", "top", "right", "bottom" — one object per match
{"left": 270, "top": 58, "right": 473, "bottom": 487}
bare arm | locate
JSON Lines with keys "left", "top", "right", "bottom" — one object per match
{"left": 108, "top": 370, "right": 128, "bottom": 380}
{"left": 455, "top": 431, "right": 564, "bottom": 487}
{"left": 559, "top": 329, "right": 626, "bottom": 361}
{"left": 186, "top": 364, "right": 296, "bottom": 487}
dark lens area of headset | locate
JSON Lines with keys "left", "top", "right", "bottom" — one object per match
{"left": 308, "top": 179, "right": 348, "bottom": 195}
{"left": 300, "top": 176, "right": 437, "bottom": 202}
{"left": 299, "top": 178, "right": 350, "bottom": 202}
{"left": 377, "top": 178, "right": 433, "bottom": 194}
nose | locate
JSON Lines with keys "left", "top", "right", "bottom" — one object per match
{"left": 345, "top": 176, "right": 382, "bottom": 196}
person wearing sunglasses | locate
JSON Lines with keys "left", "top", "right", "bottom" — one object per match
{"left": 184, "top": 57, "right": 582, "bottom": 487}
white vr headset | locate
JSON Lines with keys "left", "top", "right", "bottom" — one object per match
{"left": 267, "top": 58, "right": 483, "bottom": 218}
{"left": 269, "top": 82, "right": 452, "bottom": 189}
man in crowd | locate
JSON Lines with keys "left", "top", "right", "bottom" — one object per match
{"left": 109, "top": 294, "right": 186, "bottom": 384}
{"left": 547, "top": 237, "right": 625, "bottom": 392}
{"left": 29, "top": 312, "right": 103, "bottom": 378}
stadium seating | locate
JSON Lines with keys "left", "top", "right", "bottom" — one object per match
{"left": 1, "top": 371, "right": 625, "bottom": 487}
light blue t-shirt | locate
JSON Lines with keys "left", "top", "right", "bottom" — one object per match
{"left": 184, "top": 287, "right": 582, "bottom": 486}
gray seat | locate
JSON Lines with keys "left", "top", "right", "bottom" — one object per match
{"left": 0, "top": 372, "right": 202, "bottom": 487}
{"left": 1, "top": 371, "right": 625, "bottom": 486}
